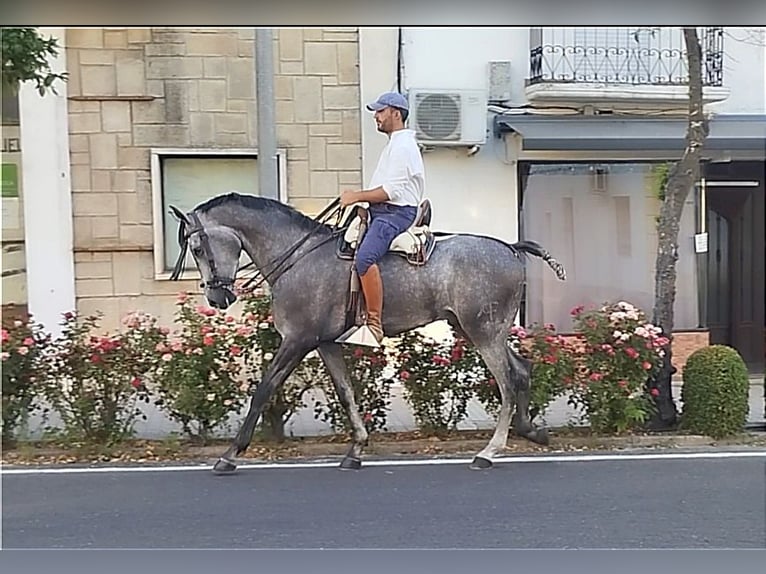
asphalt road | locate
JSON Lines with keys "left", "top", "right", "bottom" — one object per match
{"left": 3, "top": 452, "right": 765, "bottom": 549}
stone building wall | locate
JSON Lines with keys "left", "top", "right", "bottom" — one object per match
{"left": 64, "top": 27, "right": 361, "bottom": 329}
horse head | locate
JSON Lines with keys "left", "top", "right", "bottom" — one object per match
{"left": 168, "top": 204, "right": 241, "bottom": 310}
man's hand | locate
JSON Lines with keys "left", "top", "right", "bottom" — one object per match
{"left": 340, "top": 190, "right": 360, "bottom": 207}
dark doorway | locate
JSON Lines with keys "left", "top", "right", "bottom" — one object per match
{"left": 704, "top": 161, "right": 765, "bottom": 375}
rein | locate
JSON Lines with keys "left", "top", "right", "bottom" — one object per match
{"left": 170, "top": 198, "right": 345, "bottom": 292}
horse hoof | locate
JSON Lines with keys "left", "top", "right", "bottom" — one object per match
{"left": 530, "top": 428, "right": 550, "bottom": 446}
{"left": 469, "top": 456, "right": 493, "bottom": 470}
{"left": 339, "top": 456, "right": 362, "bottom": 471}
{"left": 212, "top": 457, "right": 238, "bottom": 475}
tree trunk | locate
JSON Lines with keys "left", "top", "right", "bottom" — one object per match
{"left": 648, "top": 27, "right": 710, "bottom": 429}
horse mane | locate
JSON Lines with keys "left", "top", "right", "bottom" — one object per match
{"left": 195, "top": 192, "right": 333, "bottom": 234}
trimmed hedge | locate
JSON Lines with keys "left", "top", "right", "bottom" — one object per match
{"left": 681, "top": 345, "right": 749, "bottom": 439}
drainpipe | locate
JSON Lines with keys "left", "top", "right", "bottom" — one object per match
{"left": 255, "top": 28, "right": 278, "bottom": 201}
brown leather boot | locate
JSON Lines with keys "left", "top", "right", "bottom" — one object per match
{"left": 359, "top": 263, "right": 384, "bottom": 343}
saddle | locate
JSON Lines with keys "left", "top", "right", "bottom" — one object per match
{"left": 335, "top": 198, "right": 436, "bottom": 266}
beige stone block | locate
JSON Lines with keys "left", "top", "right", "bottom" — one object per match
{"left": 79, "top": 49, "right": 115, "bottom": 65}
{"left": 118, "top": 193, "right": 151, "bottom": 225}
{"left": 215, "top": 133, "right": 249, "bottom": 147}
{"left": 112, "top": 170, "right": 137, "bottom": 192}
{"left": 70, "top": 165, "right": 91, "bottom": 192}
{"left": 73, "top": 193, "right": 118, "bottom": 216}
{"left": 117, "top": 133, "right": 132, "bottom": 147}
{"left": 147, "top": 57, "right": 203, "bottom": 80}
{"left": 145, "top": 43, "right": 186, "bottom": 57}
{"left": 101, "top": 101, "right": 132, "bottom": 132}
{"left": 322, "top": 76, "right": 338, "bottom": 86}
{"left": 118, "top": 147, "right": 150, "bottom": 169}
{"left": 288, "top": 147, "right": 308, "bottom": 161}
{"left": 146, "top": 80, "right": 165, "bottom": 97}
{"left": 150, "top": 29, "right": 187, "bottom": 44}
{"left": 237, "top": 29, "right": 255, "bottom": 40}
{"left": 89, "top": 134, "right": 118, "bottom": 169}
{"left": 190, "top": 113, "right": 216, "bottom": 146}
{"left": 303, "top": 28, "right": 322, "bottom": 40}
{"left": 77, "top": 278, "right": 115, "bottom": 298}
{"left": 133, "top": 125, "right": 190, "bottom": 146}
{"left": 70, "top": 152, "right": 90, "bottom": 165}
{"left": 92, "top": 216, "right": 120, "bottom": 238}
{"left": 322, "top": 32, "right": 357, "bottom": 42}
{"left": 226, "top": 58, "right": 254, "bottom": 99}
{"left": 69, "top": 112, "right": 102, "bottom": 133}
{"left": 276, "top": 100, "right": 294, "bottom": 122}
{"left": 293, "top": 77, "right": 322, "bottom": 123}
{"left": 280, "top": 61, "right": 303, "bottom": 75}
{"left": 76, "top": 297, "right": 121, "bottom": 330}
{"left": 304, "top": 42, "right": 337, "bottom": 75}
{"left": 238, "top": 40, "right": 254, "bottom": 58}
{"left": 198, "top": 80, "right": 227, "bottom": 112}
{"left": 226, "top": 99, "right": 251, "bottom": 113}
{"left": 342, "top": 110, "right": 361, "bottom": 143}
{"left": 337, "top": 42, "right": 359, "bottom": 84}
{"left": 324, "top": 111, "right": 342, "bottom": 123}
{"left": 81, "top": 65, "right": 116, "bottom": 96}
{"left": 326, "top": 144, "right": 360, "bottom": 170}
{"left": 287, "top": 161, "right": 309, "bottom": 197}
{"left": 203, "top": 57, "right": 227, "bottom": 78}
{"left": 274, "top": 76, "right": 293, "bottom": 100}
{"left": 309, "top": 123, "right": 342, "bottom": 137}
{"left": 91, "top": 170, "right": 111, "bottom": 191}
{"left": 112, "top": 252, "right": 142, "bottom": 295}
{"left": 73, "top": 217, "right": 93, "bottom": 246}
{"left": 120, "top": 225, "right": 154, "bottom": 247}
{"left": 127, "top": 28, "right": 152, "bottom": 44}
{"left": 74, "top": 252, "right": 93, "bottom": 263}
{"left": 276, "top": 124, "right": 308, "bottom": 147}
{"left": 116, "top": 53, "right": 146, "bottom": 95}
{"left": 67, "top": 28, "right": 104, "bottom": 48}
{"left": 310, "top": 171, "right": 339, "bottom": 198}
{"left": 131, "top": 99, "right": 165, "bottom": 124}
{"left": 323, "top": 27, "right": 356, "bottom": 32}
{"left": 69, "top": 134, "right": 89, "bottom": 153}
{"left": 186, "top": 32, "right": 238, "bottom": 56}
{"left": 75, "top": 260, "right": 114, "bottom": 280}
{"left": 69, "top": 100, "right": 100, "bottom": 113}
{"left": 164, "top": 81, "right": 189, "bottom": 124}
{"left": 323, "top": 86, "right": 359, "bottom": 110}
{"left": 215, "top": 113, "right": 248, "bottom": 134}
{"left": 308, "top": 136, "right": 326, "bottom": 170}
{"left": 104, "top": 30, "right": 128, "bottom": 48}
{"left": 279, "top": 28, "right": 303, "bottom": 61}
{"left": 338, "top": 171, "right": 361, "bottom": 186}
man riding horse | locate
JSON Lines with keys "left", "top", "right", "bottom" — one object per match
{"left": 338, "top": 91, "right": 425, "bottom": 345}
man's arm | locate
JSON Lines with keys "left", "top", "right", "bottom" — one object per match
{"left": 340, "top": 186, "right": 390, "bottom": 207}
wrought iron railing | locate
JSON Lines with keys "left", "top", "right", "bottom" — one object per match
{"left": 528, "top": 27, "right": 724, "bottom": 87}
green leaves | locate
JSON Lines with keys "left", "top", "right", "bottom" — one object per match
{"left": 1, "top": 28, "right": 68, "bottom": 96}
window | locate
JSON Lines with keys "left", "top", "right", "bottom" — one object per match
{"left": 520, "top": 162, "right": 699, "bottom": 332}
{"left": 151, "top": 148, "right": 287, "bottom": 279}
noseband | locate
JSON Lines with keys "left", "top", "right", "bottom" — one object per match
{"left": 169, "top": 211, "right": 235, "bottom": 291}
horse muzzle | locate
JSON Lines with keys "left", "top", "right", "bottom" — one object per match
{"left": 205, "top": 284, "right": 238, "bottom": 309}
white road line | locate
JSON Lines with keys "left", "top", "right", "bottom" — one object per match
{"left": 2, "top": 450, "right": 765, "bottom": 475}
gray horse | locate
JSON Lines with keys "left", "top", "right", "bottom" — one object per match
{"left": 169, "top": 192, "right": 566, "bottom": 474}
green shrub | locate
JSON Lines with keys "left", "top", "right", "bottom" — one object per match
{"left": 681, "top": 345, "right": 749, "bottom": 439}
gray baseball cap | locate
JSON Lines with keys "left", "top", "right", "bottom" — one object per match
{"left": 366, "top": 91, "right": 409, "bottom": 112}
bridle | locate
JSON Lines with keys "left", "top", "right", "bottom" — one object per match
{"left": 169, "top": 211, "right": 235, "bottom": 291}
{"left": 169, "top": 198, "right": 346, "bottom": 292}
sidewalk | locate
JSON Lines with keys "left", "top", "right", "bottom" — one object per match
{"left": 128, "top": 375, "right": 766, "bottom": 440}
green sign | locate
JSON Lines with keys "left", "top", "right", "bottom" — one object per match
{"left": 2, "top": 163, "right": 18, "bottom": 198}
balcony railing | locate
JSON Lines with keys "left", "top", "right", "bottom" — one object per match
{"left": 528, "top": 27, "right": 724, "bottom": 87}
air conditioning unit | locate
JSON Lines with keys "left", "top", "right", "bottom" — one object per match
{"left": 408, "top": 89, "right": 488, "bottom": 146}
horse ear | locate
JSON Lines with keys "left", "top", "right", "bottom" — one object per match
{"left": 169, "top": 205, "right": 192, "bottom": 225}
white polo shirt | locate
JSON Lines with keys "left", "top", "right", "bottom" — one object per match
{"left": 368, "top": 129, "right": 425, "bottom": 207}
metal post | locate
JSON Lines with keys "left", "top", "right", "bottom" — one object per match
{"left": 255, "top": 28, "right": 278, "bottom": 200}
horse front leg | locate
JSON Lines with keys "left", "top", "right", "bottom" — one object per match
{"left": 213, "top": 338, "right": 312, "bottom": 475}
{"left": 317, "top": 342, "right": 369, "bottom": 470}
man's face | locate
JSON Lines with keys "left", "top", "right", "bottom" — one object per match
{"left": 374, "top": 106, "right": 398, "bottom": 134}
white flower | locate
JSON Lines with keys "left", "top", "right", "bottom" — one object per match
{"left": 206, "top": 393, "right": 216, "bottom": 401}
{"left": 613, "top": 330, "right": 623, "bottom": 340}
{"left": 259, "top": 322, "right": 270, "bottom": 329}
{"left": 264, "top": 352, "right": 274, "bottom": 361}
{"left": 635, "top": 327, "right": 649, "bottom": 338}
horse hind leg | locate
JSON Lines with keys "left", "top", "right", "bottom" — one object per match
{"left": 317, "top": 343, "right": 369, "bottom": 470}
{"left": 469, "top": 338, "right": 517, "bottom": 470}
{"left": 507, "top": 344, "right": 549, "bottom": 447}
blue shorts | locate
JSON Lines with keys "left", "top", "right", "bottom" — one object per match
{"left": 355, "top": 203, "right": 418, "bottom": 276}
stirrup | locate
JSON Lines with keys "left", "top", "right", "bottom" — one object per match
{"left": 335, "top": 324, "right": 382, "bottom": 347}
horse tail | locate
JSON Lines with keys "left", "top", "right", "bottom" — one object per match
{"left": 512, "top": 240, "right": 567, "bottom": 281}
